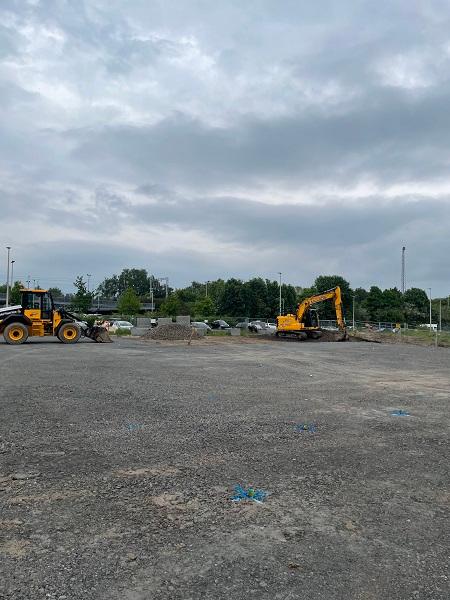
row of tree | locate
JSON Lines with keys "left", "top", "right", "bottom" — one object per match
{"left": 1, "top": 270, "right": 448, "bottom": 325}
{"left": 158, "top": 274, "right": 443, "bottom": 324}
{"left": 158, "top": 278, "right": 299, "bottom": 319}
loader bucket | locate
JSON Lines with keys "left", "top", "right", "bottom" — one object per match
{"left": 85, "top": 326, "right": 113, "bottom": 343}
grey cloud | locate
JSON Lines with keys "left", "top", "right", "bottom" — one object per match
{"left": 71, "top": 84, "right": 450, "bottom": 191}
{"left": 1, "top": 0, "right": 450, "bottom": 293}
{"left": 131, "top": 193, "right": 449, "bottom": 254}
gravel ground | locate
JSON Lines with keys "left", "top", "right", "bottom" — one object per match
{"left": 0, "top": 337, "right": 449, "bottom": 600}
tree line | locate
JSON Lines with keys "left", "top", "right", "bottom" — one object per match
{"left": 2, "top": 269, "right": 448, "bottom": 325}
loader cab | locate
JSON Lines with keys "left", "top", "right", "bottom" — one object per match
{"left": 21, "top": 289, "right": 55, "bottom": 321}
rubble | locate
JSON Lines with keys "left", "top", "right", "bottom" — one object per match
{"left": 141, "top": 323, "right": 199, "bottom": 341}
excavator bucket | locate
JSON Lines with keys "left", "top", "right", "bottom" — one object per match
{"left": 336, "top": 329, "right": 349, "bottom": 342}
{"left": 84, "top": 326, "right": 113, "bottom": 343}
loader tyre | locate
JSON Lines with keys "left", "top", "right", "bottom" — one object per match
{"left": 4, "top": 322, "right": 29, "bottom": 345}
{"left": 58, "top": 323, "right": 81, "bottom": 344}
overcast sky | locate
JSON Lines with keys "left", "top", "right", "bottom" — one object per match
{"left": 1, "top": 0, "right": 449, "bottom": 294}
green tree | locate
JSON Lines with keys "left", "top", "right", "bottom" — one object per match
{"left": 314, "top": 275, "right": 353, "bottom": 319}
{"left": 193, "top": 296, "right": 215, "bottom": 318}
{"left": 117, "top": 269, "right": 149, "bottom": 297}
{"left": 98, "top": 269, "right": 162, "bottom": 298}
{"left": 354, "top": 287, "right": 368, "bottom": 303}
{"left": 365, "top": 286, "right": 384, "bottom": 321}
{"left": 206, "top": 279, "right": 225, "bottom": 304}
{"left": 10, "top": 281, "right": 22, "bottom": 305}
{"left": 159, "top": 294, "right": 183, "bottom": 317}
{"left": 72, "top": 276, "right": 93, "bottom": 312}
{"left": 243, "top": 278, "right": 268, "bottom": 317}
{"left": 48, "top": 287, "right": 63, "bottom": 297}
{"left": 117, "top": 287, "right": 141, "bottom": 315}
{"left": 283, "top": 284, "right": 298, "bottom": 314}
{"left": 177, "top": 286, "right": 198, "bottom": 303}
{"left": 403, "top": 288, "right": 429, "bottom": 323}
{"left": 218, "top": 278, "right": 246, "bottom": 317}
{"left": 98, "top": 274, "right": 120, "bottom": 297}
{"left": 381, "top": 288, "right": 404, "bottom": 322}
{"left": 266, "top": 279, "right": 280, "bottom": 316}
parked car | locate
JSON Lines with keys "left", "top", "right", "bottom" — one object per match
{"left": 234, "top": 322, "right": 249, "bottom": 329}
{"left": 211, "top": 319, "right": 230, "bottom": 330}
{"left": 109, "top": 320, "right": 134, "bottom": 332}
{"left": 248, "top": 320, "right": 276, "bottom": 333}
{"left": 248, "top": 320, "right": 263, "bottom": 332}
{"left": 191, "top": 321, "right": 212, "bottom": 331}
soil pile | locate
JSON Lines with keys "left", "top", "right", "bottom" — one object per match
{"left": 142, "top": 323, "right": 199, "bottom": 341}
{"left": 320, "top": 330, "right": 348, "bottom": 342}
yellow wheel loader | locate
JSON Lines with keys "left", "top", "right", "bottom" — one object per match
{"left": 0, "top": 288, "right": 112, "bottom": 345}
{"left": 276, "top": 286, "right": 348, "bottom": 341}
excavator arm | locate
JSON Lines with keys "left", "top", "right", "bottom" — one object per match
{"left": 296, "top": 286, "right": 346, "bottom": 331}
{"left": 297, "top": 286, "right": 345, "bottom": 330}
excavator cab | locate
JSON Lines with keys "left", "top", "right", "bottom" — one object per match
{"left": 303, "top": 308, "right": 319, "bottom": 329}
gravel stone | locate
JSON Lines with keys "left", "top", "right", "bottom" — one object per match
{"left": 0, "top": 336, "right": 448, "bottom": 600}
{"left": 142, "top": 323, "right": 199, "bottom": 341}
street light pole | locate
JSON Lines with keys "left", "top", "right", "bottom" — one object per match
{"left": 278, "top": 272, "right": 282, "bottom": 315}
{"left": 10, "top": 260, "right": 15, "bottom": 295}
{"left": 352, "top": 295, "right": 356, "bottom": 330}
{"left": 428, "top": 288, "right": 432, "bottom": 335}
{"left": 5, "top": 246, "right": 11, "bottom": 306}
{"left": 149, "top": 275, "right": 154, "bottom": 312}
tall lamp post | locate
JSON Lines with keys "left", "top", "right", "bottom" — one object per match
{"left": 5, "top": 246, "right": 11, "bottom": 306}
{"left": 352, "top": 295, "right": 356, "bottom": 330}
{"left": 428, "top": 288, "right": 432, "bottom": 334}
{"left": 278, "top": 272, "right": 282, "bottom": 315}
{"left": 10, "top": 260, "right": 15, "bottom": 299}
{"left": 149, "top": 275, "right": 154, "bottom": 312}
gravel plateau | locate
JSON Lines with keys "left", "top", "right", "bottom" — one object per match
{"left": 0, "top": 337, "right": 449, "bottom": 600}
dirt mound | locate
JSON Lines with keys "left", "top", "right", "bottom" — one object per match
{"left": 319, "top": 330, "right": 348, "bottom": 342}
{"left": 141, "top": 323, "right": 199, "bottom": 341}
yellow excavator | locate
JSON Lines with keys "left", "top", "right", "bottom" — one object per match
{"left": 276, "top": 286, "right": 348, "bottom": 341}
{"left": 0, "top": 288, "right": 112, "bottom": 345}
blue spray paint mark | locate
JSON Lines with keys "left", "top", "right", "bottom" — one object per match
{"left": 231, "top": 484, "right": 267, "bottom": 503}
{"left": 126, "top": 423, "right": 143, "bottom": 432}
{"left": 295, "top": 422, "right": 317, "bottom": 433}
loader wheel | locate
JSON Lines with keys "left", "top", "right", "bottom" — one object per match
{"left": 4, "top": 323, "right": 29, "bottom": 345}
{"left": 58, "top": 323, "right": 81, "bottom": 344}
